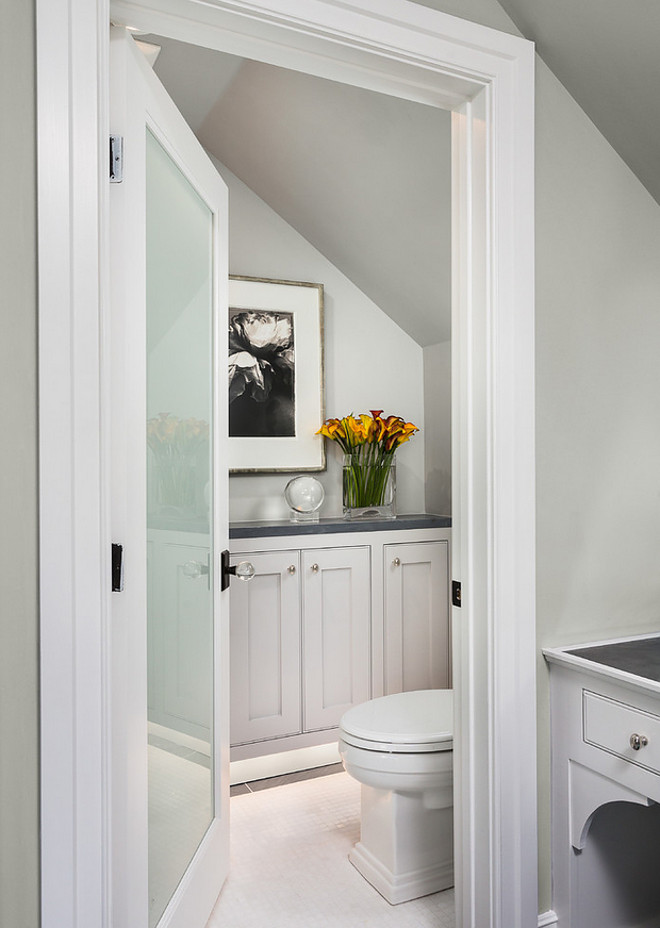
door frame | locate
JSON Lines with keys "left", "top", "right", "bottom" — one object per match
{"left": 36, "top": 1, "right": 537, "bottom": 927}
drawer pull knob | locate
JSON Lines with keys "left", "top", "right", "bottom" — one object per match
{"left": 630, "top": 733, "right": 649, "bottom": 751}
{"left": 311, "top": 563, "right": 319, "bottom": 572}
{"left": 287, "top": 565, "right": 296, "bottom": 574}
{"left": 393, "top": 557, "right": 401, "bottom": 567}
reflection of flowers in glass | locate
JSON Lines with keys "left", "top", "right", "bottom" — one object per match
{"left": 147, "top": 413, "right": 209, "bottom": 510}
{"left": 317, "top": 410, "right": 419, "bottom": 509}
{"left": 228, "top": 311, "right": 294, "bottom": 404}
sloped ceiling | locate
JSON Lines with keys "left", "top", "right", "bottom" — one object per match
{"left": 496, "top": 0, "right": 660, "bottom": 206}
{"left": 147, "top": 35, "right": 452, "bottom": 347}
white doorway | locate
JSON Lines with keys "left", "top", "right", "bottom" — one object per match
{"left": 36, "top": 2, "right": 537, "bottom": 927}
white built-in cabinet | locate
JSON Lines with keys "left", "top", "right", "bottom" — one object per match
{"left": 383, "top": 540, "right": 450, "bottom": 694}
{"left": 229, "top": 519, "right": 451, "bottom": 759}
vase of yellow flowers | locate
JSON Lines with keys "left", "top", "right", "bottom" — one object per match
{"left": 317, "top": 410, "right": 419, "bottom": 520}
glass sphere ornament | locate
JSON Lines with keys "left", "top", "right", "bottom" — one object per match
{"left": 284, "top": 476, "right": 325, "bottom": 523}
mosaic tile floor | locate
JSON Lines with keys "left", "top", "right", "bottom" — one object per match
{"left": 207, "top": 769, "right": 455, "bottom": 928}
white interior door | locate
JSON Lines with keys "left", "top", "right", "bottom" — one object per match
{"left": 109, "top": 28, "right": 230, "bottom": 928}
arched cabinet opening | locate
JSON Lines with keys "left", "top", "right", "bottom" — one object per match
{"left": 575, "top": 800, "right": 660, "bottom": 928}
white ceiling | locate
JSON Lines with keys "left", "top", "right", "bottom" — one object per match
{"left": 147, "top": 34, "right": 452, "bottom": 347}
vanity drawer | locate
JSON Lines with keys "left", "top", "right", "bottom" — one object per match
{"left": 583, "top": 690, "right": 660, "bottom": 774}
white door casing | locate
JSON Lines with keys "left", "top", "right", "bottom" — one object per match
{"left": 37, "top": 2, "right": 536, "bottom": 927}
{"left": 109, "top": 30, "right": 230, "bottom": 928}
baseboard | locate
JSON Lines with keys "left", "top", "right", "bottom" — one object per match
{"left": 230, "top": 742, "right": 341, "bottom": 785}
{"left": 538, "top": 911, "right": 558, "bottom": 927}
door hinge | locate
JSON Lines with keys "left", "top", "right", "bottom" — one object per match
{"left": 452, "top": 580, "right": 462, "bottom": 608}
{"left": 109, "top": 135, "right": 124, "bottom": 183}
{"left": 112, "top": 543, "right": 124, "bottom": 592}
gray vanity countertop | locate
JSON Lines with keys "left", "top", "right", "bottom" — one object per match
{"left": 544, "top": 632, "right": 660, "bottom": 695}
{"left": 229, "top": 512, "right": 451, "bottom": 539}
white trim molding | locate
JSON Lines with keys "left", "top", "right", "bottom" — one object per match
{"left": 37, "top": 0, "right": 110, "bottom": 926}
{"left": 538, "top": 911, "right": 559, "bottom": 927}
{"left": 37, "top": 1, "right": 536, "bottom": 926}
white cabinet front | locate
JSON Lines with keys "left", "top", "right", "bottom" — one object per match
{"left": 230, "top": 550, "right": 301, "bottom": 745}
{"left": 302, "top": 547, "right": 371, "bottom": 731}
{"left": 383, "top": 540, "right": 450, "bottom": 694}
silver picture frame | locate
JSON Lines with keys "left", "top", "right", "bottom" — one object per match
{"left": 228, "top": 275, "right": 325, "bottom": 473}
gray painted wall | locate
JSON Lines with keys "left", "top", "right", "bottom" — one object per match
{"left": 0, "top": 0, "right": 40, "bottom": 925}
{"left": 216, "top": 159, "right": 427, "bottom": 521}
{"left": 423, "top": 341, "right": 451, "bottom": 516}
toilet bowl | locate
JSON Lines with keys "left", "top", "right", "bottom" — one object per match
{"left": 338, "top": 689, "right": 453, "bottom": 905}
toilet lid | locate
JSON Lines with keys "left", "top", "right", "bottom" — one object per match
{"left": 339, "top": 689, "right": 453, "bottom": 753}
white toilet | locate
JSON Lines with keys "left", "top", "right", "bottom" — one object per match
{"left": 338, "top": 689, "right": 453, "bottom": 905}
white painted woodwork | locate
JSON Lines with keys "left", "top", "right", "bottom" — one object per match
{"left": 302, "top": 546, "right": 371, "bottom": 732}
{"left": 108, "top": 30, "right": 230, "bottom": 928}
{"left": 584, "top": 691, "right": 660, "bottom": 775}
{"left": 545, "top": 641, "right": 660, "bottom": 926}
{"left": 230, "top": 550, "right": 301, "bottom": 744}
{"left": 383, "top": 541, "right": 450, "bottom": 695}
{"left": 148, "top": 531, "right": 213, "bottom": 739}
{"left": 38, "top": 0, "right": 536, "bottom": 924}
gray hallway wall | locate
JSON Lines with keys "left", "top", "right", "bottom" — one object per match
{"left": 0, "top": 0, "right": 40, "bottom": 925}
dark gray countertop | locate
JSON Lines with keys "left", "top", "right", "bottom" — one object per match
{"left": 229, "top": 513, "right": 451, "bottom": 539}
{"left": 568, "top": 637, "right": 660, "bottom": 684}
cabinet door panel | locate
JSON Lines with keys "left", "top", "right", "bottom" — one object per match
{"left": 384, "top": 541, "right": 450, "bottom": 694}
{"left": 230, "top": 550, "right": 301, "bottom": 745}
{"left": 303, "top": 547, "right": 370, "bottom": 731}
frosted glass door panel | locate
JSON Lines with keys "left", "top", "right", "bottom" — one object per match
{"left": 146, "top": 129, "right": 214, "bottom": 928}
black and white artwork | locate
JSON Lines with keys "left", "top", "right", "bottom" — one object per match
{"left": 228, "top": 308, "right": 295, "bottom": 438}
{"left": 227, "top": 276, "right": 325, "bottom": 474}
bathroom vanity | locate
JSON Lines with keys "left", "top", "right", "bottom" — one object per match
{"left": 229, "top": 515, "right": 451, "bottom": 762}
{"left": 545, "top": 635, "right": 660, "bottom": 928}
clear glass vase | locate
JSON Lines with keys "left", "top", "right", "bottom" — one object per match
{"left": 342, "top": 452, "right": 396, "bottom": 520}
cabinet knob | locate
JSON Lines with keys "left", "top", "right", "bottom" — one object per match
{"left": 630, "top": 732, "right": 649, "bottom": 751}
{"left": 392, "top": 557, "right": 401, "bottom": 567}
{"left": 287, "top": 564, "right": 296, "bottom": 574}
{"left": 311, "top": 563, "right": 319, "bottom": 572}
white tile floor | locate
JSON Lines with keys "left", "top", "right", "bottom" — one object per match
{"left": 207, "top": 770, "right": 455, "bottom": 928}
{"left": 149, "top": 744, "right": 212, "bottom": 927}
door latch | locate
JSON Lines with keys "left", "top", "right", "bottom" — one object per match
{"left": 452, "top": 580, "right": 462, "bottom": 608}
{"left": 112, "top": 543, "right": 124, "bottom": 592}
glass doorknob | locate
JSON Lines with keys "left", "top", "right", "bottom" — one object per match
{"left": 233, "top": 561, "right": 256, "bottom": 581}
{"left": 181, "top": 560, "right": 209, "bottom": 580}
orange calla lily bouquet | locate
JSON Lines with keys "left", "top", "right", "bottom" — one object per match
{"left": 317, "top": 410, "right": 419, "bottom": 517}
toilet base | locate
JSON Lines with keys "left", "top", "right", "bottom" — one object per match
{"left": 349, "top": 783, "right": 454, "bottom": 905}
{"left": 349, "top": 840, "right": 453, "bottom": 905}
